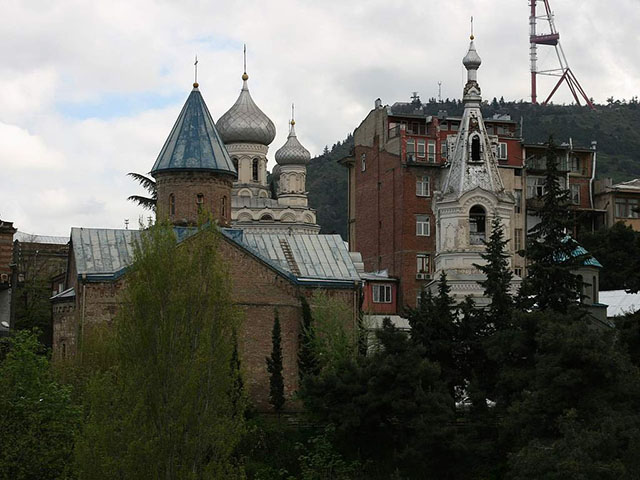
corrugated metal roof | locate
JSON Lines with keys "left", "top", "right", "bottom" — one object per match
{"left": 14, "top": 231, "right": 69, "bottom": 245}
{"left": 71, "top": 228, "right": 140, "bottom": 277}
{"left": 241, "top": 233, "right": 360, "bottom": 281}
{"left": 599, "top": 290, "right": 640, "bottom": 317}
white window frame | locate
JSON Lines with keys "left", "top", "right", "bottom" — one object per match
{"left": 416, "top": 254, "right": 430, "bottom": 273}
{"left": 417, "top": 140, "right": 426, "bottom": 158}
{"left": 514, "top": 228, "right": 523, "bottom": 251}
{"left": 372, "top": 284, "right": 392, "bottom": 303}
{"left": 416, "top": 215, "right": 430, "bottom": 236}
{"left": 406, "top": 139, "right": 416, "bottom": 161}
{"left": 361, "top": 153, "right": 366, "bottom": 172}
{"left": 416, "top": 176, "right": 430, "bottom": 197}
{"left": 514, "top": 189, "right": 522, "bottom": 214}
{"left": 441, "top": 141, "right": 448, "bottom": 160}
{"left": 497, "top": 142, "right": 508, "bottom": 160}
{"left": 427, "top": 140, "right": 436, "bottom": 163}
{"left": 570, "top": 184, "right": 581, "bottom": 205}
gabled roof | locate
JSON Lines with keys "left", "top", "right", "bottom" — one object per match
{"left": 71, "top": 227, "right": 141, "bottom": 280}
{"left": 150, "top": 86, "right": 236, "bottom": 177}
{"left": 14, "top": 231, "right": 69, "bottom": 245}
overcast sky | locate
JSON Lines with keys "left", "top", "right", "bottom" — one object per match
{"left": 2, "top": 0, "right": 638, "bottom": 236}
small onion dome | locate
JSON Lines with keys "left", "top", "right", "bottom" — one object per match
{"left": 463, "top": 39, "right": 482, "bottom": 71}
{"left": 216, "top": 74, "right": 276, "bottom": 146}
{"left": 275, "top": 121, "right": 311, "bottom": 165}
{"left": 271, "top": 164, "right": 281, "bottom": 179}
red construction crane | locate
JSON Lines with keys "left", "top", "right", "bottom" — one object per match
{"left": 529, "top": 0, "right": 594, "bottom": 109}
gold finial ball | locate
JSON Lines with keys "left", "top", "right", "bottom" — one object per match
{"left": 291, "top": 119, "right": 295, "bottom": 126}
{"left": 193, "top": 82, "right": 199, "bottom": 88}
{"left": 470, "top": 34, "right": 475, "bottom": 40}
{"left": 242, "top": 72, "right": 249, "bottom": 81}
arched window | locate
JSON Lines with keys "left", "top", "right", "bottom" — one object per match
{"left": 260, "top": 214, "right": 274, "bottom": 221}
{"left": 252, "top": 158, "right": 259, "bottom": 182}
{"left": 196, "top": 193, "right": 204, "bottom": 213}
{"left": 471, "top": 135, "right": 481, "bottom": 162}
{"left": 469, "top": 205, "right": 486, "bottom": 245}
{"left": 221, "top": 196, "right": 227, "bottom": 217}
{"left": 169, "top": 193, "right": 175, "bottom": 215}
{"left": 232, "top": 157, "right": 238, "bottom": 172}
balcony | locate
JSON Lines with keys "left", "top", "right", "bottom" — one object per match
{"left": 526, "top": 157, "right": 568, "bottom": 172}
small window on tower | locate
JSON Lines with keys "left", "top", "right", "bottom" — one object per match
{"left": 469, "top": 205, "right": 486, "bottom": 245}
{"left": 361, "top": 153, "right": 366, "bottom": 172}
{"left": 169, "top": 193, "right": 176, "bottom": 215}
{"left": 222, "top": 196, "right": 227, "bottom": 217}
{"left": 471, "top": 135, "right": 481, "bottom": 162}
{"left": 252, "top": 158, "right": 259, "bottom": 182}
{"left": 196, "top": 194, "right": 204, "bottom": 213}
{"left": 232, "top": 157, "right": 239, "bottom": 172}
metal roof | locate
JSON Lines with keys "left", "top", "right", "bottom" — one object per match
{"left": 150, "top": 86, "right": 237, "bottom": 177}
{"left": 240, "top": 232, "right": 360, "bottom": 281}
{"left": 14, "top": 231, "right": 69, "bottom": 245}
{"left": 599, "top": 290, "right": 640, "bottom": 317}
{"left": 71, "top": 227, "right": 141, "bottom": 279}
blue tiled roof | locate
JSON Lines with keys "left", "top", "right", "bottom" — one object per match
{"left": 150, "top": 87, "right": 237, "bottom": 177}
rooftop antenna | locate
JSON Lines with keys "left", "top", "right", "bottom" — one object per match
{"left": 470, "top": 15, "right": 474, "bottom": 39}
{"left": 193, "top": 55, "right": 198, "bottom": 87}
{"left": 242, "top": 44, "right": 248, "bottom": 81}
{"left": 438, "top": 81, "right": 442, "bottom": 103}
{"left": 291, "top": 103, "right": 295, "bottom": 125}
{"left": 529, "top": 0, "right": 594, "bottom": 108}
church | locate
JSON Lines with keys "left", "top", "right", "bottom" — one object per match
{"left": 51, "top": 69, "right": 361, "bottom": 411}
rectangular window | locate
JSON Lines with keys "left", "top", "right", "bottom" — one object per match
{"left": 450, "top": 122, "right": 459, "bottom": 132}
{"left": 427, "top": 141, "right": 436, "bottom": 163}
{"left": 514, "top": 189, "right": 522, "bottom": 214}
{"left": 514, "top": 228, "right": 523, "bottom": 251}
{"left": 570, "top": 184, "right": 581, "bottom": 205}
{"left": 441, "top": 141, "right": 448, "bottom": 160}
{"left": 416, "top": 176, "right": 430, "bottom": 197}
{"left": 407, "top": 139, "right": 415, "bottom": 161}
{"left": 526, "top": 177, "right": 546, "bottom": 199}
{"left": 417, "top": 140, "right": 426, "bottom": 158}
{"left": 416, "top": 254, "right": 430, "bottom": 273}
{"left": 497, "top": 142, "right": 508, "bottom": 160}
{"left": 372, "top": 284, "right": 392, "bottom": 303}
{"left": 416, "top": 215, "right": 430, "bottom": 236}
{"left": 361, "top": 153, "right": 366, "bottom": 172}
{"left": 514, "top": 267, "right": 523, "bottom": 277}
{"left": 569, "top": 156, "right": 580, "bottom": 172}
{"left": 615, "top": 198, "right": 640, "bottom": 218}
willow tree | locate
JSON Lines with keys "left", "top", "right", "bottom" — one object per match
{"left": 75, "top": 221, "right": 245, "bottom": 479}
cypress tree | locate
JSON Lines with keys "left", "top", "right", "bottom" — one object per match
{"left": 266, "top": 310, "right": 285, "bottom": 413}
{"left": 298, "top": 296, "right": 319, "bottom": 381}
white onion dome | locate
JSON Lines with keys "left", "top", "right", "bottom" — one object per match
{"left": 463, "top": 36, "right": 482, "bottom": 71}
{"left": 216, "top": 73, "right": 276, "bottom": 146}
{"left": 275, "top": 121, "right": 311, "bottom": 165}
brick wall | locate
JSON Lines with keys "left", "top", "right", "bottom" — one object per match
{"left": 155, "top": 171, "right": 235, "bottom": 226}
{"left": 0, "top": 221, "right": 16, "bottom": 282}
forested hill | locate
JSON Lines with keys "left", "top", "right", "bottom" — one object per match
{"left": 307, "top": 99, "right": 640, "bottom": 240}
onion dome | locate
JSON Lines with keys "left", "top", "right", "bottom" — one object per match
{"left": 463, "top": 37, "right": 482, "bottom": 71}
{"left": 216, "top": 73, "right": 276, "bottom": 146}
{"left": 271, "top": 164, "right": 281, "bottom": 179}
{"left": 151, "top": 84, "right": 236, "bottom": 177}
{"left": 275, "top": 120, "right": 311, "bottom": 165}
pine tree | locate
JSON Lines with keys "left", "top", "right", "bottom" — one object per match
{"left": 266, "top": 310, "right": 285, "bottom": 413}
{"left": 298, "top": 296, "right": 319, "bottom": 381}
{"left": 474, "top": 215, "right": 513, "bottom": 328}
{"left": 522, "top": 137, "right": 583, "bottom": 313}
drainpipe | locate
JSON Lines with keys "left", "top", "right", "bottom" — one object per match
{"left": 589, "top": 140, "right": 597, "bottom": 211}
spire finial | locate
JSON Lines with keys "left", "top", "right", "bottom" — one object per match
{"left": 193, "top": 55, "right": 199, "bottom": 88}
{"left": 470, "top": 16, "right": 474, "bottom": 40}
{"left": 242, "top": 44, "right": 248, "bottom": 81}
{"left": 291, "top": 103, "right": 295, "bottom": 126}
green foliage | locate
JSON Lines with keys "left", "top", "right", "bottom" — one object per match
{"left": 267, "top": 311, "right": 285, "bottom": 413}
{"left": 298, "top": 296, "right": 319, "bottom": 382}
{"left": 579, "top": 222, "right": 640, "bottom": 292}
{"left": 0, "top": 330, "right": 81, "bottom": 480}
{"left": 126, "top": 172, "right": 157, "bottom": 210}
{"left": 521, "top": 138, "right": 583, "bottom": 313}
{"left": 74, "top": 221, "right": 246, "bottom": 479}
{"left": 296, "top": 426, "right": 360, "bottom": 480}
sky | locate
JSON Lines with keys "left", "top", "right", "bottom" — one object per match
{"left": 1, "top": 0, "right": 638, "bottom": 236}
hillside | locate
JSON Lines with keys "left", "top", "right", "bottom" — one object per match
{"left": 307, "top": 100, "right": 640, "bottom": 239}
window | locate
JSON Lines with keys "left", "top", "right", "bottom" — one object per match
{"left": 526, "top": 176, "right": 546, "bottom": 198}
{"left": 196, "top": 194, "right": 204, "bottom": 213}
{"left": 222, "top": 196, "right": 227, "bottom": 217}
{"left": 361, "top": 153, "right": 366, "bottom": 172}
{"left": 451, "top": 122, "right": 459, "bottom": 132}
{"left": 514, "top": 228, "right": 523, "bottom": 251}
{"left": 469, "top": 205, "right": 486, "bottom": 244}
{"left": 514, "top": 267, "right": 523, "bottom": 277}
{"left": 570, "top": 184, "right": 581, "bottom": 205}
{"left": 569, "top": 156, "right": 580, "bottom": 172}
{"left": 232, "top": 157, "right": 238, "bottom": 172}
{"left": 252, "top": 158, "right": 259, "bottom": 182}
{"left": 417, "top": 140, "right": 426, "bottom": 158}
{"left": 416, "top": 215, "right": 430, "bottom": 236}
{"left": 372, "top": 284, "right": 392, "bottom": 303}
{"left": 416, "top": 254, "right": 430, "bottom": 273}
{"left": 428, "top": 140, "right": 436, "bottom": 163}
{"left": 592, "top": 275, "right": 598, "bottom": 303}
{"left": 416, "top": 176, "right": 430, "bottom": 197}
{"left": 169, "top": 193, "right": 176, "bottom": 215}
{"left": 514, "top": 189, "right": 522, "bottom": 214}
{"left": 497, "top": 142, "right": 508, "bottom": 160}
{"left": 441, "top": 141, "right": 448, "bottom": 160}
{"left": 615, "top": 198, "right": 640, "bottom": 218}
{"left": 406, "top": 139, "right": 416, "bottom": 161}
{"left": 471, "top": 135, "right": 481, "bottom": 162}
{"left": 514, "top": 168, "right": 522, "bottom": 177}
